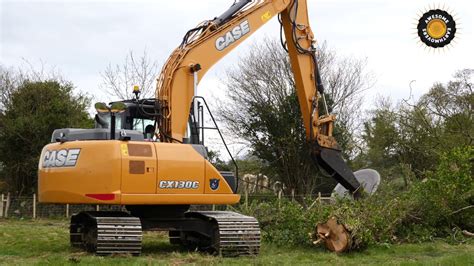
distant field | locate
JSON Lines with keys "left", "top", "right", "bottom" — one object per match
{"left": 0, "top": 219, "right": 473, "bottom": 265}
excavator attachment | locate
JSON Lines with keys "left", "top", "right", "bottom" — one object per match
{"left": 312, "top": 146, "right": 364, "bottom": 198}
{"left": 312, "top": 144, "right": 381, "bottom": 199}
{"left": 332, "top": 169, "right": 381, "bottom": 199}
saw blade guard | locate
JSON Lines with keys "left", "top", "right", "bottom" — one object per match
{"left": 332, "top": 169, "right": 381, "bottom": 199}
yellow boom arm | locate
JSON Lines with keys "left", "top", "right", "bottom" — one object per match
{"left": 156, "top": 0, "right": 362, "bottom": 194}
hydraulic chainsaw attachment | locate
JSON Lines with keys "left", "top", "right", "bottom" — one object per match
{"left": 312, "top": 147, "right": 363, "bottom": 198}
{"left": 332, "top": 169, "right": 381, "bottom": 199}
{"left": 309, "top": 109, "right": 380, "bottom": 199}
{"left": 311, "top": 139, "right": 381, "bottom": 199}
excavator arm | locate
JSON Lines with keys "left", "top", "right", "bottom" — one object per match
{"left": 156, "top": 0, "right": 362, "bottom": 195}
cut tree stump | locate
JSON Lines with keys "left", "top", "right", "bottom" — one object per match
{"left": 314, "top": 217, "right": 351, "bottom": 253}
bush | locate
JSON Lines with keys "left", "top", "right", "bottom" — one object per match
{"left": 236, "top": 146, "right": 473, "bottom": 249}
{"left": 403, "top": 146, "right": 474, "bottom": 237}
{"left": 332, "top": 146, "right": 473, "bottom": 248}
{"left": 234, "top": 198, "right": 332, "bottom": 246}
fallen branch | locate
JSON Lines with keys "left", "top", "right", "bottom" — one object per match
{"left": 462, "top": 230, "right": 474, "bottom": 237}
{"left": 408, "top": 214, "right": 422, "bottom": 221}
{"left": 450, "top": 205, "right": 474, "bottom": 215}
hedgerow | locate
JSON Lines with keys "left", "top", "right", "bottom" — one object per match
{"left": 235, "top": 146, "right": 473, "bottom": 249}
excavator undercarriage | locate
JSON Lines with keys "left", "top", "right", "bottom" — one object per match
{"left": 70, "top": 207, "right": 260, "bottom": 256}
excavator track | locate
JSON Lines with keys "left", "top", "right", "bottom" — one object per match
{"left": 70, "top": 210, "right": 259, "bottom": 257}
{"left": 70, "top": 211, "right": 142, "bottom": 256}
{"left": 188, "top": 211, "right": 261, "bottom": 256}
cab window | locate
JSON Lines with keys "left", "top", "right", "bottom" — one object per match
{"left": 133, "top": 119, "right": 155, "bottom": 139}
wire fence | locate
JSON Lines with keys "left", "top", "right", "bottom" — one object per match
{"left": 0, "top": 192, "right": 333, "bottom": 220}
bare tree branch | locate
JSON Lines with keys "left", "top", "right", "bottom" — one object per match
{"left": 100, "top": 50, "right": 160, "bottom": 100}
{"left": 217, "top": 38, "right": 372, "bottom": 195}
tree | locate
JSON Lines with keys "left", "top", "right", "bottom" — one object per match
{"left": 207, "top": 150, "right": 232, "bottom": 171}
{"left": 397, "top": 69, "right": 473, "bottom": 176}
{"left": 319, "top": 45, "right": 374, "bottom": 159}
{"left": 361, "top": 69, "right": 473, "bottom": 180}
{"left": 0, "top": 75, "right": 92, "bottom": 195}
{"left": 1, "top": 63, "right": 64, "bottom": 112}
{"left": 100, "top": 50, "right": 160, "bottom": 100}
{"left": 0, "top": 66, "right": 18, "bottom": 112}
{"left": 358, "top": 98, "right": 404, "bottom": 180}
{"left": 218, "top": 39, "right": 372, "bottom": 195}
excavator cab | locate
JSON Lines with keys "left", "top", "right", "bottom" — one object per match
{"left": 91, "top": 97, "right": 209, "bottom": 145}
{"left": 94, "top": 100, "right": 158, "bottom": 139}
{"left": 50, "top": 99, "right": 159, "bottom": 142}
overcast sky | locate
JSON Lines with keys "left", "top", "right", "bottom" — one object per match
{"left": 1, "top": 0, "right": 473, "bottom": 155}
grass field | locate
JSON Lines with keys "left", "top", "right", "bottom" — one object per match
{"left": 0, "top": 219, "right": 473, "bottom": 265}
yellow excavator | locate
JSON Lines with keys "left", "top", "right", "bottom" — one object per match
{"left": 38, "top": 0, "right": 379, "bottom": 256}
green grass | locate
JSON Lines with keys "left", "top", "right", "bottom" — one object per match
{"left": 0, "top": 219, "right": 473, "bottom": 265}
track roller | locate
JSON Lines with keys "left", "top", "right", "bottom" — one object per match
{"left": 184, "top": 211, "right": 261, "bottom": 256}
{"left": 70, "top": 211, "right": 142, "bottom": 256}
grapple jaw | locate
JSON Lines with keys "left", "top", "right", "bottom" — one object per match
{"left": 312, "top": 145, "right": 364, "bottom": 199}
{"left": 312, "top": 144, "right": 381, "bottom": 199}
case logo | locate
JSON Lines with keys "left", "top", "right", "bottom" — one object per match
{"left": 215, "top": 20, "right": 250, "bottom": 51}
{"left": 210, "top": 178, "right": 220, "bottom": 190}
{"left": 42, "top": 149, "right": 81, "bottom": 168}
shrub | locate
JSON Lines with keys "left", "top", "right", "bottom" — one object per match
{"left": 236, "top": 146, "right": 473, "bottom": 249}
{"left": 234, "top": 198, "right": 332, "bottom": 246}
{"left": 404, "top": 146, "right": 474, "bottom": 236}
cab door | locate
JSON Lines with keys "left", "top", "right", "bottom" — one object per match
{"left": 121, "top": 142, "right": 157, "bottom": 194}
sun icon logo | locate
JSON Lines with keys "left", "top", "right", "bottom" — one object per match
{"left": 415, "top": 6, "right": 458, "bottom": 50}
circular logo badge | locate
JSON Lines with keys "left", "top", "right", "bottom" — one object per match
{"left": 417, "top": 9, "right": 456, "bottom": 48}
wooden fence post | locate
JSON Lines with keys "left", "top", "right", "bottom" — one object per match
{"left": 96, "top": 205, "right": 100, "bottom": 211}
{"left": 291, "top": 189, "right": 295, "bottom": 201}
{"left": 245, "top": 190, "right": 248, "bottom": 208}
{"left": 66, "top": 204, "right": 69, "bottom": 218}
{"left": 32, "top": 193, "right": 37, "bottom": 219}
{"left": 278, "top": 190, "right": 282, "bottom": 209}
{"left": 5, "top": 193, "right": 10, "bottom": 218}
{"left": 318, "top": 192, "right": 321, "bottom": 205}
{"left": 0, "top": 194, "right": 4, "bottom": 218}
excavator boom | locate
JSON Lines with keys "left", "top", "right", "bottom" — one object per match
{"left": 156, "top": 0, "right": 362, "bottom": 194}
